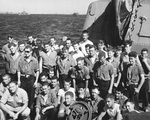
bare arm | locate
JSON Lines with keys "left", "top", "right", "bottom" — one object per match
{"left": 108, "top": 74, "right": 114, "bottom": 94}
{"left": 16, "top": 102, "right": 28, "bottom": 115}
{"left": 137, "top": 74, "right": 145, "bottom": 92}
{"left": 97, "top": 112, "right": 106, "bottom": 120}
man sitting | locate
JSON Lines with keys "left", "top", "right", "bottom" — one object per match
{"left": 98, "top": 94, "right": 122, "bottom": 120}
{"left": 35, "top": 82, "right": 58, "bottom": 120}
{"left": 87, "top": 86, "right": 105, "bottom": 120}
{"left": 58, "top": 91, "right": 75, "bottom": 120}
{"left": 0, "top": 81, "right": 30, "bottom": 120}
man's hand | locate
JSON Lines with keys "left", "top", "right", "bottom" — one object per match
{"left": 114, "top": 83, "right": 118, "bottom": 88}
{"left": 17, "top": 80, "right": 21, "bottom": 86}
{"left": 42, "top": 108, "right": 47, "bottom": 114}
{"left": 33, "top": 81, "right": 38, "bottom": 88}
{"left": 108, "top": 89, "right": 112, "bottom": 94}
{"left": 35, "top": 114, "right": 41, "bottom": 120}
{"left": 13, "top": 113, "right": 19, "bottom": 120}
{"left": 66, "top": 108, "right": 71, "bottom": 115}
{"left": 135, "top": 88, "right": 140, "bottom": 93}
{"left": 8, "top": 111, "right": 15, "bottom": 118}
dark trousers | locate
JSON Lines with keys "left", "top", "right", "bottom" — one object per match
{"left": 20, "top": 75, "right": 35, "bottom": 109}
{"left": 127, "top": 84, "right": 139, "bottom": 110}
{"left": 40, "top": 107, "right": 58, "bottom": 120}
{"left": 140, "top": 79, "right": 149, "bottom": 108}
{"left": 59, "top": 74, "right": 68, "bottom": 88}
{"left": 98, "top": 80, "right": 110, "bottom": 99}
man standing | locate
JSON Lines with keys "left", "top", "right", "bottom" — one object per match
{"left": 56, "top": 47, "right": 76, "bottom": 88}
{"left": 17, "top": 45, "right": 39, "bottom": 108}
{"left": 139, "top": 48, "right": 150, "bottom": 111}
{"left": 70, "top": 57, "right": 90, "bottom": 91}
{"left": 79, "top": 30, "right": 93, "bottom": 56}
{"left": 4, "top": 42, "right": 21, "bottom": 80}
{"left": 93, "top": 52, "right": 114, "bottom": 99}
{"left": 39, "top": 41, "right": 57, "bottom": 74}
{"left": 0, "top": 81, "right": 30, "bottom": 120}
{"left": 126, "top": 51, "right": 145, "bottom": 110}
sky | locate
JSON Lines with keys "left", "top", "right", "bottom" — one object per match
{"left": 0, "top": 0, "right": 96, "bottom": 14}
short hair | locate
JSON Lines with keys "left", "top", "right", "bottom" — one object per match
{"left": 64, "top": 77, "right": 72, "bottom": 83}
{"left": 141, "top": 48, "right": 148, "bottom": 53}
{"left": 65, "top": 91, "right": 74, "bottom": 98}
{"left": 61, "top": 46, "right": 68, "bottom": 53}
{"left": 39, "top": 72, "right": 48, "bottom": 78}
{"left": 124, "top": 40, "right": 133, "bottom": 46}
{"left": 76, "top": 57, "right": 85, "bottom": 62}
{"left": 91, "top": 86, "right": 100, "bottom": 92}
{"left": 107, "top": 46, "right": 115, "bottom": 52}
{"left": 7, "top": 35, "right": 13, "bottom": 39}
{"left": 98, "top": 40, "right": 104, "bottom": 45}
{"left": 85, "top": 44, "right": 91, "bottom": 48}
{"left": 50, "top": 76, "right": 58, "bottom": 81}
{"left": 41, "top": 81, "right": 49, "bottom": 87}
{"left": 25, "top": 45, "right": 32, "bottom": 51}
{"left": 116, "top": 46, "right": 122, "bottom": 51}
{"left": 125, "top": 99, "right": 135, "bottom": 105}
{"left": 82, "top": 30, "right": 89, "bottom": 34}
{"left": 50, "top": 37, "right": 56, "bottom": 40}
{"left": 44, "top": 41, "right": 51, "bottom": 46}
{"left": 89, "top": 45, "right": 96, "bottom": 49}
{"left": 8, "top": 42, "right": 17, "bottom": 48}
{"left": 9, "top": 80, "right": 18, "bottom": 85}
{"left": 128, "top": 51, "right": 137, "bottom": 58}
{"left": 106, "top": 94, "right": 115, "bottom": 100}
{"left": 98, "top": 52, "right": 106, "bottom": 60}
{"left": 18, "top": 41, "right": 26, "bottom": 46}
{"left": 2, "top": 74, "right": 11, "bottom": 79}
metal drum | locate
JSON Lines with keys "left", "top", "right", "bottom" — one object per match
{"left": 67, "top": 101, "right": 92, "bottom": 120}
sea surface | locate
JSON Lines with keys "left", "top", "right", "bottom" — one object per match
{"left": 0, "top": 14, "right": 86, "bottom": 74}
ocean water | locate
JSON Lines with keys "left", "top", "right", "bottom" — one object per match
{"left": 0, "top": 14, "right": 85, "bottom": 74}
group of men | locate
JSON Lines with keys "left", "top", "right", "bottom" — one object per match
{"left": 0, "top": 30, "right": 150, "bottom": 120}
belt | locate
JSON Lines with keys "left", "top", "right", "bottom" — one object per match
{"left": 21, "top": 74, "right": 31, "bottom": 78}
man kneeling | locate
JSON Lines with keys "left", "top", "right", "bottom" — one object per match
{"left": 0, "top": 81, "right": 30, "bottom": 120}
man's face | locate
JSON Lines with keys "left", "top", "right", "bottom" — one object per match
{"left": 106, "top": 98, "right": 114, "bottom": 108}
{"left": 124, "top": 44, "right": 131, "bottom": 53}
{"left": 50, "top": 79, "right": 58, "bottom": 88}
{"left": 66, "top": 40, "right": 71, "bottom": 48}
{"left": 73, "top": 44, "right": 79, "bottom": 52}
{"left": 116, "top": 50, "right": 122, "bottom": 57}
{"left": 19, "top": 44, "right": 25, "bottom": 52}
{"left": 28, "top": 36, "right": 34, "bottom": 43}
{"left": 45, "top": 44, "right": 51, "bottom": 52}
{"left": 50, "top": 38, "right": 55, "bottom": 45}
{"left": 40, "top": 76, "right": 48, "bottom": 82}
{"left": 77, "top": 60, "right": 84, "bottom": 69}
{"left": 64, "top": 82, "right": 71, "bottom": 91}
{"left": 2, "top": 76, "right": 11, "bottom": 86}
{"left": 85, "top": 47, "right": 90, "bottom": 55}
{"left": 65, "top": 95, "right": 73, "bottom": 105}
{"left": 89, "top": 47, "right": 95, "bottom": 57}
{"left": 62, "top": 50, "right": 68, "bottom": 58}
{"left": 8, "top": 83, "right": 18, "bottom": 94}
{"left": 78, "top": 88, "right": 85, "bottom": 95}
{"left": 108, "top": 51, "right": 114, "bottom": 58}
{"left": 10, "top": 46, "right": 17, "bottom": 54}
{"left": 24, "top": 48, "right": 32, "bottom": 58}
{"left": 129, "top": 57, "right": 135, "bottom": 65}
{"left": 91, "top": 89, "right": 99, "bottom": 99}
{"left": 41, "top": 85, "right": 49, "bottom": 95}
{"left": 115, "top": 91, "right": 122, "bottom": 99}
{"left": 82, "top": 33, "right": 89, "bottom": 40}
{"left": 126, "top": 102, "right": 135, "bottom": 112}
{"left": 98, "top": 43, "right": 104, "bottom": 50}
{"left": 48, "top": 70, "right": 54, "bottom": 78}
{"left": 99, "top": 56, "right": 105, "bottom": 64}
{"left": 141, "top": 51, "right": 148, "bottom": 58}
{"left": 8, "top": 37, "right": 13, "bottom": 43}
